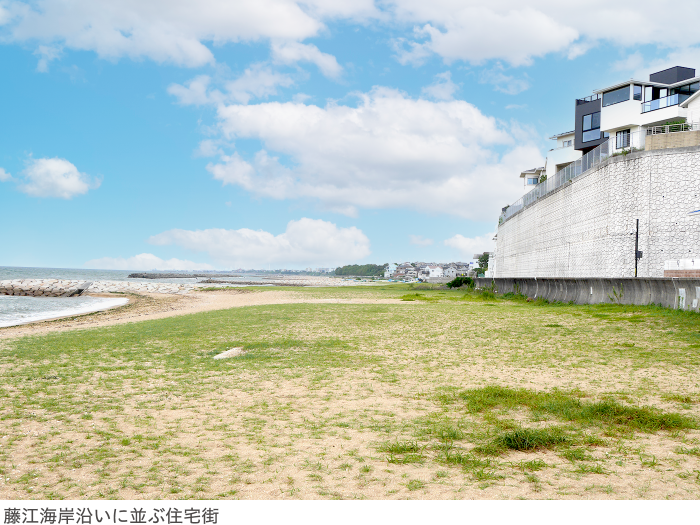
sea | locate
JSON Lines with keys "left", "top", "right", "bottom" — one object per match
{"left": 0, "top": 266, "right": 267, "bottom": 328}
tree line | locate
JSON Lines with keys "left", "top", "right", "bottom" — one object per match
{"left": 334, "top": 264, "right": 387, "bottom": 276}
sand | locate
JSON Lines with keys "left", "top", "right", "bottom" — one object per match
{"left": 0, "top": 289, "right": 404, "bottom": 340}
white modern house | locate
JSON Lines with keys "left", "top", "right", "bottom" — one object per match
{"left": 544, "top": 131, "right": 581, "bottom": 178}
{"left": 444, "top": 266, "right": 457, "bottom": 279}
{"left": 576, "top": 66, "right": 699, "bottom": 154}
{"left": 515, "top": 66, "right": 700, "bottom": 193}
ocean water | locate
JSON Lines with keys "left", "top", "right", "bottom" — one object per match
{"left": 1, "top": 266, "right": 246, "bottom": 284}
{"left": 0, "top": 266, "right": 265, "bottom": 328}
{"left": 0, "top": 295, "right": 129, "bottom": 328}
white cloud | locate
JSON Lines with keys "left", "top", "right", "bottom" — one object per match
{"left": 480, "top": 63, "right": 529, "bottom": 95}
{"left": 85, "top": 253, "right": 214, "bottom": 271}
{"left": 4, "top": 1, "right": 700, "bottom": 73}
{"left": 33, "top": 44, "right": 61, "bottom": 72}
{"left": 168, "top": 75, "right": 213, "bottom": 106}
{"left": 16, "top": 158, "right": 100, "bottom": 199}
{"left": 2, "top": 0, "right": 375, "bottom": 69}
{"left": 615, "top": 46, "right": 700, "bottom": 82}
{"left": 444, "top": 232, "right": 496, "bottom": 260}
{"left": 225, "top": 64, "right": 295, "bottom": 103}
{"left": 409, "top": 235, "right": 433, "bottom": 246}
{"left": 168, "top": 65, "right": 294, "bottom": 106}
{"left": 421, "top": 71, "right": 458, "bottom": 101}
{"left": 505, "top": 104, "right": 527, "bottom": 110}
{"left": 149, "top": 218, "right": 371, "bottom": 268}
{"left": 271, "top": 41, "right": 343, "bottom": 78}
{"left": 206, "top": 87, "right": 542, "bottom": 219}
{"left": 386, "top": 1, "right": 700, "bottom": 67}
{"left": 0, "top": 168, "right": 12, "bottom": 182}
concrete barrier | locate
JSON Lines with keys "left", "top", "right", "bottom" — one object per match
{"left": 474, "top": 277, "right": 700, "bottom": 311}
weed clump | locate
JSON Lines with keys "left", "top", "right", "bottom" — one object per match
{"left": 446, "top": 277, "right": 474, "bottom": 289}
{"left": 492, "top": 428, "right": 568, "bottom": 453}
{"left": 453, "top": 386, "right": 696, "bottom": 433}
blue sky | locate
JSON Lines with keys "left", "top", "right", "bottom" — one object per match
{"left": 1, "top": 1, "right": 699, "bottom": 270}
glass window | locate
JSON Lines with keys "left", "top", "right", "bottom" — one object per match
{"left": 616, "top": 129, "right": 630, "bottom": 149}
{"left": 660, "top": 88, "right": 667, "bottom": 98}
{"left": 633, "top": 85, "right": 642, "bottom": 100}
{"left": 583, "top": 129, "right": 601, "bottom": 142}
{"left": 527, "top": 177, "right": 538, "bottom": 185}
{"left": 602, "top": 85, "right": 630, "bottom": 106}
{"left": 644, "top": 86, "right": 652, "bottom": 101}
{"left": 582, "top": 111, "right": 601, "bottom": 142}
{"left": 583, "top": 114, "right": 592, "bottom": 131}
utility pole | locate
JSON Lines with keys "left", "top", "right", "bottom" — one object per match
{"left": 634, "top": 219, "right": 643, "bottom": 277}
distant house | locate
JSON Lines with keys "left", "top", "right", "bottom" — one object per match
{"left": 520, "top": 167, "right": 545, "bottom": 192}
{"left": 425, "top": 265, "right": 443, "bottom": 278}
{"left": 444, "top": 266, "right": 457, "bottom": 279}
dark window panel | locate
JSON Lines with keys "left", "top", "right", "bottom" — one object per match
{"left": 602, "top": 85, "right": 630, "bottom": 106}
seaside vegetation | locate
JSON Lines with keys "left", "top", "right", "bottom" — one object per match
{"left": 1, "top": 284, "right": 700, "bottom": 499}
{"left": 334, "top": 264, "right": 386, "bottom": 276}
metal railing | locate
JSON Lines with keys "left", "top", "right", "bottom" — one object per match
{"left": 576, "top": 94, "right": 600, "bottom": 105}
{"left": 641, "top": 93, "right": 691, "bottom": 113}
{"left": 499, "top": 131, "right": 648, "bottom": 224}
{"left": 646, "top": 122, "right": 698, "bottom": 134}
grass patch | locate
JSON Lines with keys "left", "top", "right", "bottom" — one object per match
{"left": 453, "top": 386, "right": 696, "bottom": 433}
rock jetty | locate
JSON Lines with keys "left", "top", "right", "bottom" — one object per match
{"left": 0, "top": 279, "right": 91, "bottom": 297}
{"left": 0, "top": 279, "right": 194, "bottom": 297}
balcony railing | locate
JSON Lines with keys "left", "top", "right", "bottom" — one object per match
{"left": 576, "top": 94, "right": 601, "bottom": 105}
{"left": 641, "top": 93, "right": 691, "bottom": 113}
{"left": 499, "top": 131, "right": 647, "bottom": 225}
{"left": 646, "top": 122, "right": 697, "bottom": 134}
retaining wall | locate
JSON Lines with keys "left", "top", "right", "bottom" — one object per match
{"left": 494, "top": 146, "right": 700, "bottom": 278}
{"left": 475, "top": 277, "right": 700, "bottom": 311}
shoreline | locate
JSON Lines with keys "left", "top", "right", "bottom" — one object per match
{"left": 0, "top": 288, "right": 406, "bottom": 340}
{"left": 0, "top": 294, "right": 130, "bottom": 329}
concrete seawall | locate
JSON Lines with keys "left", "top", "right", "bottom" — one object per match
{"left": 474, "top": 277, "right": 700, "bottom": 311}
{"left": 0, "top": 279, "right": 195, "bottom": 297}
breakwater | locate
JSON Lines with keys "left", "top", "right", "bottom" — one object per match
{"left": 0, "top": 279, "right": 195, "bottom": 297}
{"left": 475, "top": 277, "right": 700, "bottom": 311}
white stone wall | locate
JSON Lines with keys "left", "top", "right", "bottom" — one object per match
{"left": 494, "top": 146, "right": 700, "bottom": 277}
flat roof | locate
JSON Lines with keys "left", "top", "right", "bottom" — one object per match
{"left": 592, "top": 76, "right": 700, "bottom": 94}
{"left": 549, "top": 131, "right": 575, "bottom": 139}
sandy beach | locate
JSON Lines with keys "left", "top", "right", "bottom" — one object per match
{"left": 0, "top": 288, "right": 405, "bottom": 340}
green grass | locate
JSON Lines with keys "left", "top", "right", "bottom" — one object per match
{"left": 2, "top": 284, "right": 700, "bottom": 499}
{"left": 451, "top": 386, "right": 696, "bottom": 432}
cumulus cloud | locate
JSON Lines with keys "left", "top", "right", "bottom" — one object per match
{"left": 149, "top": 218, "right": 371, "bottom": 267}
{"left": 421, "top": 71, "right": 458, "bottom": 101}
{"left": 206, "top": 87, "right": 542, "bottom": 219}
{"left": 33, "top": 45, "right": 61, "bottom": 72}
{"left": 15, "top": 158, "right": 100, "bottom": 199}
{"left": 480, "top": 63, "right": 530, "bottom": 95}
{"left": 168, "top": 65, "right": 295, "bottom": 107}
{"left": 409, "top": 235, "right": 433, "bottom": 246}
{"left": 85, "top": 253, "right": 214, "bottom": 271}
{"left": 444, "top": 232, "right": 496, "bottom": 259}
{"left": 386, "top": 1, "right": 700, "bottom": 66}
{"left": 1, "top": 0, "right": 372, "bottom": 69}
{"left": 271, "top": 41, "right": 342, "bottom": 78}
{"left": 4, "top": 1, "right": 700, "bottom": 72}
{"left": 0, "top": 168, "right": 12, "bottom": 182}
